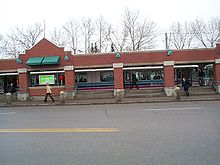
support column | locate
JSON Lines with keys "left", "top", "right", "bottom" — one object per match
{"left": 113, "top": 63, "right": 124, "bottom": 100}
{"left": 17, "top": 68, "right": 29, "bottom": 101}
{"left": 64, "top": 66, "right": 76, "bottom": 98}
{"left": 213, "top": 59, "right": 220, "bottom": 93}
{"left": 163, "top": 61, "right": 175, "bottom": 96}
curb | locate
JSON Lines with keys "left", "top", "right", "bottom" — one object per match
{"left": 0, "top": 96, "right": 220, "bottom": 107}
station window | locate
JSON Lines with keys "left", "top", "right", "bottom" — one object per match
{"left": 135, "top": 70, "right": 163, "bottom": 80}
{"left": 100, "top": 71, "right": 114, "bottom": 82}
{"left": 30, "top": 73, "right": 65, "bottom": 86}
{"left": 76, "top": 73, "right": 87, "bottom": 82}
{"left": 0, "top": 76, "right": 3, "bottom": 93}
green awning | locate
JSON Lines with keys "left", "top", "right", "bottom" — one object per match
{"left": 42, "top": 56, "right": 60, "bottom": 65}
{"left": 26, "top": 57, "right": 44, "bottom": 66}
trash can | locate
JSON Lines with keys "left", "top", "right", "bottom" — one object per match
{"left": 60, "top": 91, "right": 65, "bottom": 103}
{"left": 6, "top": 93, "right": 12, "bottom": 105}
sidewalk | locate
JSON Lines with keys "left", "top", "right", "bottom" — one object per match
{"left": 0, "top": 94, "right": 220, "bottom": 107}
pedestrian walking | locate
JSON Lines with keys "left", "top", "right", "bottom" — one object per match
{"left": 198, "top": 69, "right": 205, "bottom": 86}
{"left": 182, "top": 78, "right": 190, "bottom": 96}
{"left": 44, "top": 83, "right": 55, "bottom": 102}
{"left": 8, "top": 83, "right": 16, "bottom": 94}
{"left": 130, "top": 73, "right": 139, "bottom": 89}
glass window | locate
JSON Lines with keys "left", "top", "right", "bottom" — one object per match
{"left": 100, "top": 71, "right": 113, "bottom": 82}
{"left": 30, "top": 73, "right": 65, "bottom": 86}
{"left": 0, "top": 76, "right": 3, "bottom": 86}
{"left": 136, "top": 70, "right": 163, "bottom": 80}
{"left": 124, "top": 69, "right": 163, "bottom": 82}
{"left": 0, "top": 76, "right": 3, "bottom": 93}
{"left": 76, "top": 73, "right": 87, "bottom": 82}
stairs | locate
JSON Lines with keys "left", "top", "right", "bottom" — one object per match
{"left": 182, "top": 86, "right": 217, "bottom": 96}
{"left": 0, "top": 93, "right": 18, "bottom": 102}
{"left": 179, "top": 86, "right": 219, "bottom": 101}
{"left": 1, "top": 86, "right": 218, "bottom": 103}
{"left": 75, "top": 90, "right": 114, "bottom": 100}
{"left": 124, "top": 87, "right": 165, "bottom": 98}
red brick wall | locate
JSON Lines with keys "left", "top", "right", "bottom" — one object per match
{"left": 213, "top": 63, "right": 220, "bottom": 85}
{"left": 29, "top": 87, "right": 65, "bottom": 96}
{"left": 64, "top": 70, "right": 75, "bottom": 90}
{"left": 18, "top": 73, "right": 28, "bottom": 93}
{"left": 1, "top": 39, "right": 220, "bottom": 96}
{"left": 114, "top": 68, "right": 124, "bottom": 89}
{"left": 164, "top": 66, "right": 174, "bottom": 87}
{"left": 1, "top": 41, "right": 219, "bottom": 71}
{"left": 72, "top": 48, "right": 218, "bottom": 68}
{"left": 17, "top": 38, "right": 73, "bottom": 69}
{"left": 0, "top": 59, "right": 17, "bottom": 70}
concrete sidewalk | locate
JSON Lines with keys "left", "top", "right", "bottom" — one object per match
{"left": 0, "top": 94, "right": 220, "bottom": 107}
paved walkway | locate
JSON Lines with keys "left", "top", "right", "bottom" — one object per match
{"left": 0, "top": 94, "right": 220, "bottom": 107}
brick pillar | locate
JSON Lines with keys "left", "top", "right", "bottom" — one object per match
{"left": 113, "top": 63, "right": 124, "bottom": 100}
{"left": 64, "top": 66, "right": 75, "bottom": 98}
{"left": 17, "top": 68, "right": 29, "bottom": 101}
{"left": 213, "top": 59, "right": 220, "bottom": 93}
{"left": 163, "top": 61, "right": 175, "bottom": 96}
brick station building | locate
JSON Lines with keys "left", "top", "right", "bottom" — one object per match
{"left": 0, "top": 38, "right": 220, "bottom": 101}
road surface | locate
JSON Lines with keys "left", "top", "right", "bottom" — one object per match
{"left": 0, "top": 101, "right": 220, "bottom": 165}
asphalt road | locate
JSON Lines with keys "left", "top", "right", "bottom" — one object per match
{"left": 0, "top": 101, "right": 220, "bottom": 165}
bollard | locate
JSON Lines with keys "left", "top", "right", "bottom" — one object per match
{"left": 175, "top": 87, "right": 181, "bottom": 101}
{"left": 6, "top": 93, "right": 12, "bottom": 105}
{"left": 60, "top": 91, "right": 65, "bottom": 103}
{"left": 116, "top": 93, "right": 122, "bottom": 102}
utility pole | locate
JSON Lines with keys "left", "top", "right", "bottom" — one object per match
{"left": 43, "top": 20, "right": 46, "bottom": 38}
{"left": 165, "top": 33, "right": 168, "bottom": 50}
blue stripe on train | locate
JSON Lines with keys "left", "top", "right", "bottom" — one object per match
{"left": 76, "top": 80, "right": 164, "bottom": 90}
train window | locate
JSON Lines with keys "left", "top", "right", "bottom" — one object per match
{"left": 0, "top": 76, "right": 3, "bottom": 86}
{"left": 136, "top": 70, "right": 163, "bottom": 80}
{"left": 124, "top": 70, "right": 163, "bottom": 81}
{"left": 76, "top": 73, "right": 87, "bottom": 82}
{"left": 100, "top": 71, "right": 113, "bottom": 82}
{"left": 0, "top": 76, "right": 3, "bottom": 93}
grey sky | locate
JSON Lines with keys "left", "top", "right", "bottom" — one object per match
{"left": 0, "top": 0, "right": 219, "bottom": 35}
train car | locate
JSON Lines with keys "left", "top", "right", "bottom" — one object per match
{"left": 123, "top": 66, "right": 164, "bottom": 89}
{"left": 75, "top": 68, "right": 114, "bottom": 90}
{"left": 75, "top": 64, "right": 212, "bottom": 91}
{"left": 174, "top": 65, "right": 199, "bottom": 86}
{"left": 0, "top": 64, "right": 212, "bottom": 93}
{"left": 203, "top": 64, "right": 213, "bottom": 86}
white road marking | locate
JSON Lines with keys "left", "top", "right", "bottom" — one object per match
{"left": 0, "top": 128, "right": 119, "bottom": 133}
{"left": 146, "top": 107, "right": 203, "bottom": 111}
{"left": 0, "top": 112, "right": 16, "bottom": 115}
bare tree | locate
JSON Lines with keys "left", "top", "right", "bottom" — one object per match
{"left": 3, "top": 22, "right": 43, "bottom": 57}
{"left": 108, "top": 25, "right": 128, "bottom": 52}
{"left": 0, "top": 35, "right": 6, "bottom": 58}
{"left": 191, "top": 18, "right": 209, "bottom": 47}
{"left": 205, "top": 17, "right": 220, "bottom": 47}
{"left": 63, "top": 19, "right": 80, "bottom": 54}
{"left": 50, "top": 27, "right": 67, "bottom": 47}
{"left": 192, "top": 17, "right": 220, "bottom": 47}
{"left": 81, "top": 18, "right": 95, "bottom": 53}
{"left": 95, "top": 16, "right": 109, "bottom": 52}
{"left": 168, "top": 22, "right": 194, "bottom": 49}
{"left": 8, "top": 23, "right": 43, "bottom": 50}
{"left": 123, "top": 8, "right": 158, "bottom": 51}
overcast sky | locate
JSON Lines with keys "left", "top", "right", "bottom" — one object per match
{"left": 0, "top": 0, "right": 219, "bottom": 35}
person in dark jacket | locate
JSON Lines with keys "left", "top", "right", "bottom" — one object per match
{"left": 130, "top": 73, "right": 139, "bottom": 89}
{"left": 182, "top": 78, "right": 190, "bottom": 96}
{"left": 8, "top": 83, "right": 16, "bottom": 94}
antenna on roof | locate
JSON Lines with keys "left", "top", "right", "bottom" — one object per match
{"left": 43, "top": 20, "right": 46, "bottom": 38}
